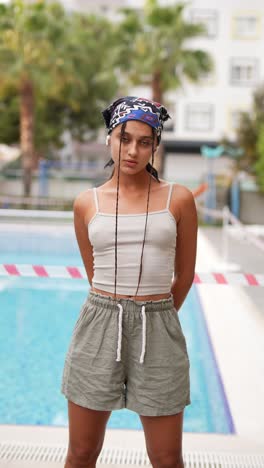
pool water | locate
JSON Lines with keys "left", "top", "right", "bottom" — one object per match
{"left": 0, "top": 246, "right": 235, "bottom": 433}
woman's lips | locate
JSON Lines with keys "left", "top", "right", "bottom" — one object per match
{"left": 124, "top": 160, "right": 138, "bottom": 166}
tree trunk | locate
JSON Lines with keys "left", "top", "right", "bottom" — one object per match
{"left": 20, "top": 78, "right": 35, "bottom": 197}
{"left": 152, "top": 70, "right": 162, "bottom": 104}
{"left": 151, "top": 70, "right": 165, "bottom": 178}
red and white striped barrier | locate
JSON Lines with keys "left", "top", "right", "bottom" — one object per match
{"left": 0, "top": 264, "right": 263, "bottom": 286}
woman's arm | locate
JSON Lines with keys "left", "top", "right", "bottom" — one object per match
{"left": 170, "top": 185, "right": 198, "bottom": 312}
{"left": 73, "top": 191, "right": 94, "bottom": 285}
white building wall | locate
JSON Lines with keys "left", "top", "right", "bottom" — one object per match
{"left": 127, "top": 0, "right": 264, "bottom": 143}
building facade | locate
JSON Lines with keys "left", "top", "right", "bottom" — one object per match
{"left": 125, "top": 0, "right": 264, "bottom": 184}
{"left": 126, "top": 0, "right": 264, "bottom": 145}
{"left": 176, "top": 1, "right": 262, "bottom": 144}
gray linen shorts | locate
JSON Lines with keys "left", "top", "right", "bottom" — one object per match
{"left": 61, "top": 290, "right": 191, "bottom": 417}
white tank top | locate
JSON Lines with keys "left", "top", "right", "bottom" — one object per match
{"left": 88, "top": 183, "right": 177, "bottom": 295}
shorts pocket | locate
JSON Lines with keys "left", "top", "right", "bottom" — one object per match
{"left": 172, "top": 306, "right": 182, "bottom": 329}
{"left": 72, "top": 301, "right": 94, "bottom": 337}
{"left": 171, "top": 307, "right": 189, "bottom": 358}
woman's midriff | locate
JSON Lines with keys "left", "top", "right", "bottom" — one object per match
{"left": 91, "top": 286, "right": 171, "bottom": 300}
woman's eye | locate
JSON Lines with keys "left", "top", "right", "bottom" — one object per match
{"left": 141, "top": 141, "right": 151, "bottom": 146}
{"left": 121, "top": 137, "right": 129, "bottom": 142}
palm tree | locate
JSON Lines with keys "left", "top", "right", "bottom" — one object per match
{"left": 0, "top": 1, "right": 119, "bottom": 196}
{"left": 0, "top": 0, "right": 73, "bottom": 195}
{"left": 115, "top": 0, "right": 213, "bottom": 173}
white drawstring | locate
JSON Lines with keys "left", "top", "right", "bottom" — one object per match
{"left": 116, "top": 303, "right": 123, "bottom": 362}
{"left": 116, "top": 303, "right": 147, "bottom": 364}
{"left": 139, "top": 305, "right": 146, "bottom": 364}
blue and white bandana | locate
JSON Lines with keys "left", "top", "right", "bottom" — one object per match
{"left": 102, "top": 96, "right": 171, "bottom": 143}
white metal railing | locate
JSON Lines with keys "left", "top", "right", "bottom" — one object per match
{"left": 196, "top": 203, "right": 264, "bottom": 264}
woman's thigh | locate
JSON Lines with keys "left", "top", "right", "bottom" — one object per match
{"left": 67, "top": 400, "right": 111, "bottom": 457}
{"left": 140, "top": 411, "right": 184, "bottom": 465}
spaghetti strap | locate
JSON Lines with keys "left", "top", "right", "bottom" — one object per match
{"left": 93, "top": 187, "right": 99, "bottom": 212}
{"left": 166, "top": 183, "right": 173, "bottom": 210}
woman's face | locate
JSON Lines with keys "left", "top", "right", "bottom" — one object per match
{"left": 109, "top": 120, "right": 158, "bottom": 174}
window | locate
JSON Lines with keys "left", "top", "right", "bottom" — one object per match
{"left": 190, "top": 9, "right": 218, "bottom": 38}
{"left": 230, "top": 110, "right": 243, "bottom": 130}
{"left": 185, "top": 104, "right": 214, "bottom": 132}
{"left": 233, "top": 14, "right": 260, "bottom": 38}
{"left": 230, "top": 58, "right": 259, "bottom": 86}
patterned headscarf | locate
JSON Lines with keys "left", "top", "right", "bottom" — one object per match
{"left": 102, "top": 96, "right": 171, "bottom": 144}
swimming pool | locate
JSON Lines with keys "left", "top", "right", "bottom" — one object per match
{"left": 0, "top": 224, "right": 235, "bottom": 433}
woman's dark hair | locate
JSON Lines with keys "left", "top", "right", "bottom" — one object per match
{"left": 105, "top": 123, "right": 160, "bottom": 302}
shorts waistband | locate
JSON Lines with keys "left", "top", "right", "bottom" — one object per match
{"left": 86, "top": 290, "right": 175, "bottom": 365}
{"left": 87, "top": 290, "right": 174, "bottom": 312}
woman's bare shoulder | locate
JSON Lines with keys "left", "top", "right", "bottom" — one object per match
{"left": 170, "top": 183, "right": 196, "bottom": 221}
{"left": 172, "top": 183, "right": 194, "bottom": 201}
{"left": 161, "top": 179, "right": 193, "bottom": 196}
{"left": 73, "top": 188, "right": 94, "bottom": 215}
{"left": 74, "top": 188, "right": 91, "bottom": 204}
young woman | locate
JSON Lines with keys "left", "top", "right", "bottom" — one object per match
{"left": 61, "top": 96, "right": 198, "bottom": 468}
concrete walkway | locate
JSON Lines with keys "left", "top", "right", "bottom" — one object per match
{"left": 196, "top": 227, "right": 264, "bottom": 447}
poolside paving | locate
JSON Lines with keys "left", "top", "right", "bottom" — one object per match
{"left": 196, "top": 228, "right": 264, "bottom": 450}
